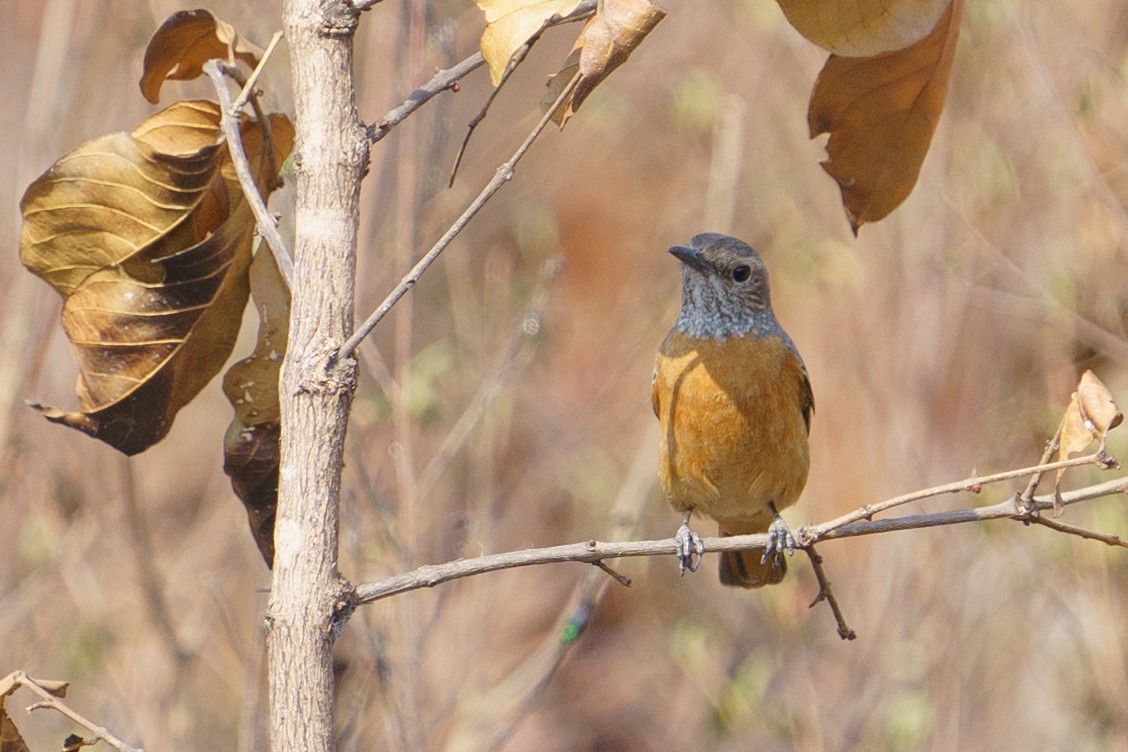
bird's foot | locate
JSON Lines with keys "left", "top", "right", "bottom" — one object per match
{"left": 762, "top": 504, "right": 796, "bottom": 566}
{"left": 675, "top": 516, "right": 705, "bottom": 576}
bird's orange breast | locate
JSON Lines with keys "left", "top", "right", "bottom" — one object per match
{"left": 652, "top": 329, "right": 811, "bottom": 529}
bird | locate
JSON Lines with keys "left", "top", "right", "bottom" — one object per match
{"left": 652, "top": 232, "right": 813, "bottom": 588}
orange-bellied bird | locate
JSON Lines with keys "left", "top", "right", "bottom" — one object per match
{"left": 652, "top": 233, "right": 813, "bottom": 587}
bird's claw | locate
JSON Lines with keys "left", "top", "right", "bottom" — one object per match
{"left": 675, "top": 520, "right": 705, "bottom": 575}
{"left": 761, "top": 515, "right": 796, "bottom": 566}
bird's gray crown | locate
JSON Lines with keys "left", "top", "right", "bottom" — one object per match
{"left": 669, "top": 232, "right": 785, "bottom": 340}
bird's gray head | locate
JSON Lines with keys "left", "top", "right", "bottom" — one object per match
{"left": 669, "top": 232, "right": 779, "bottom": 339}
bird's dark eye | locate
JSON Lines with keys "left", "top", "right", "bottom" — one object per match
{"left": 732, "top": 265, "right": 752, "bottom": 283}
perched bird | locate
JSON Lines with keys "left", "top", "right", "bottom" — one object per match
{"left": 652, "top": 233, "right": 813, "bottom": 588}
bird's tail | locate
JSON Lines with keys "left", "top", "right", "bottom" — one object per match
{"left": 718, "top": 520, "right": 786, "bottom": 588}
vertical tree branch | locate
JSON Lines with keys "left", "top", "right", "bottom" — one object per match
{"left": 271, "top": 3, "right": 368, "bottom": 751}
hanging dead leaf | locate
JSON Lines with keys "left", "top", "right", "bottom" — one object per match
{"left": 1053, "top": 370, "right": 1122, "bottom": 513}
{"left": 20, "top": 101, "right": 226, "bottom": 295}
{"left": 777, "top": 0, "right": 951, "bottom": 57}
{"left": 476, "top": 0, "right": 582, "bottom": 85}
{"left": 547, "top": 0, "right": 665, "bottom": 125}
{"left": 1076, "top": 369, "right": 1123, "bottom": 438}
{"left": 223, "top": 248, "right": 290, "bottom": 567}
{"left": 808, "top": 0, "right": 962, "bottom": 234}
{"left": 20, "top": 102, "right": 293, "bottom": 455}
{"left": 140, "top": 8, "right": 264, "bottom": 104}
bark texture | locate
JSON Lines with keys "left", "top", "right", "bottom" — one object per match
{"left": 270, "top": 2, "right": 367, "bottom": 751}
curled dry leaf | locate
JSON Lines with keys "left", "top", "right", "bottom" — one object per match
{"left": 19, "top": 101, "right": 294, "bottom": 455}
{"left": 1076, "top": 369, "right": 1124, "bottom": 437}
{"left": 777, "top": 0, "right": 951, "bottom": 57}
{"left": 808, "top": 0, "right": 962, "bottom": 234}
{"left": 223, "top": 248, "right": 290, "bottom": 567}
{"left": 476, "top": 0, "right": 582, "bottom": 85}
{"left": 547, "top": 0, "right": 665, "bottom": 125}
{"left": 141, "top": 8, "right": 264, "bottom": 103}
{"left": 1054, "top": 370, "right": 1122, "bottom": 512}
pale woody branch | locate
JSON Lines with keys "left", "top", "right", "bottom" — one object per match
{"left": 353, "top": 455, "right": 1128, "bottom": 606}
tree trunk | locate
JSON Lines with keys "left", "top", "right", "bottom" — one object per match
{"left": 269, "top": 2, "right": 367, "bottom": 750}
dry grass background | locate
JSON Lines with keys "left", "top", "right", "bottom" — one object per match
{"left": 3, "top": 0, "right": 1128, "bottom": 750}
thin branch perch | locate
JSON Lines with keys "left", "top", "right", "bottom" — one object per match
{"left": 353, "top": 464, "right": 1128, "bottom": 606}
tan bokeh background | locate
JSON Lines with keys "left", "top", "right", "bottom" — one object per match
{"left": 3, "top": 0, "right": 1128, "bottom": 749}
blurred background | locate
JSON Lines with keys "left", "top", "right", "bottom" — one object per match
{"left": 3, "top": 0, "right": 1128, "bottom": 749}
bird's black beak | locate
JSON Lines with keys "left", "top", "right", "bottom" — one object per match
{"left": 668, "top": 244, "right": 710, "bottom": 274}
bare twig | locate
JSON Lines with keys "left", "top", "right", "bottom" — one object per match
{"left": 353, "top": 467, "right": 1128, "bottom": 606}
{"left": 339, "top": 72, "right": 582, "bottom": 360}
{"left": 1030, "top": 515, "right": 1128, "bottom": 547}
{"left": 232, "top": 31, "right": 285, "bottom": 113}
{"left": 804, "top": 545, "right": 855, "bottom": 640}
{"left": 593, "top": 559, "right": 632, "bottom": 587}
{"left": 202, "top": 59, "right": 295, "bottom": 288}
{"left": 368, "top": 52, "right": 486, "bottom": 143}
{"left": 2, "top": 671, "right": 143, "bottom": 752}
{"left": 1017, "top": 423, "right": 1063, "bottom": 514}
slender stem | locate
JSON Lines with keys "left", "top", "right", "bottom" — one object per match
{"left": 203, "top": 60, "right": 295, "bottom": 288}
{"left": 368, "top": 52, "right": 485, "bottom": 143}
{"left": 1030, "top": 515, "right": 1128, "bottom": 547}
{"left": 232, "top": 31, "right": 285, "bottom": 113}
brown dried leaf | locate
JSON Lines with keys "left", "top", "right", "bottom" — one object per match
{"left": 223, "top": 248, "right": 290, "bottom": 567}
{"left": 1059, "top": 392, "right": 1093, "bottom": 461}
{"left": 549, "top": 0, "right": 665, "bottom": 125}
{"left": 1077, "top": 369, "right": 1123, "bottom": 437}
{"left": 476, "top": 0, "right": 582, "bottom": 85}
{"left": 777, "top": 0, "right": 951, "bottom": 57}
{"left": 1054, "top": 370, "right": 1122, "bottom": 512}
{"left": 20, "top": 101, "right": 226, "bottom": 295}
{"left": 140, "top": 8, "right": 263, "bottom": 104}
{"left": 808, "top": 0, "right": 962, "bottom": 234}
{"left": 20, "top": 103, "right": 293, "bottom": 455}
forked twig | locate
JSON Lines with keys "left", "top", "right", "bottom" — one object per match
{"left": 1, "top": 671, "right": 143, "bottom": 752}
{"left": 804, "top": 544, "right": 855, "bottom": 640}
